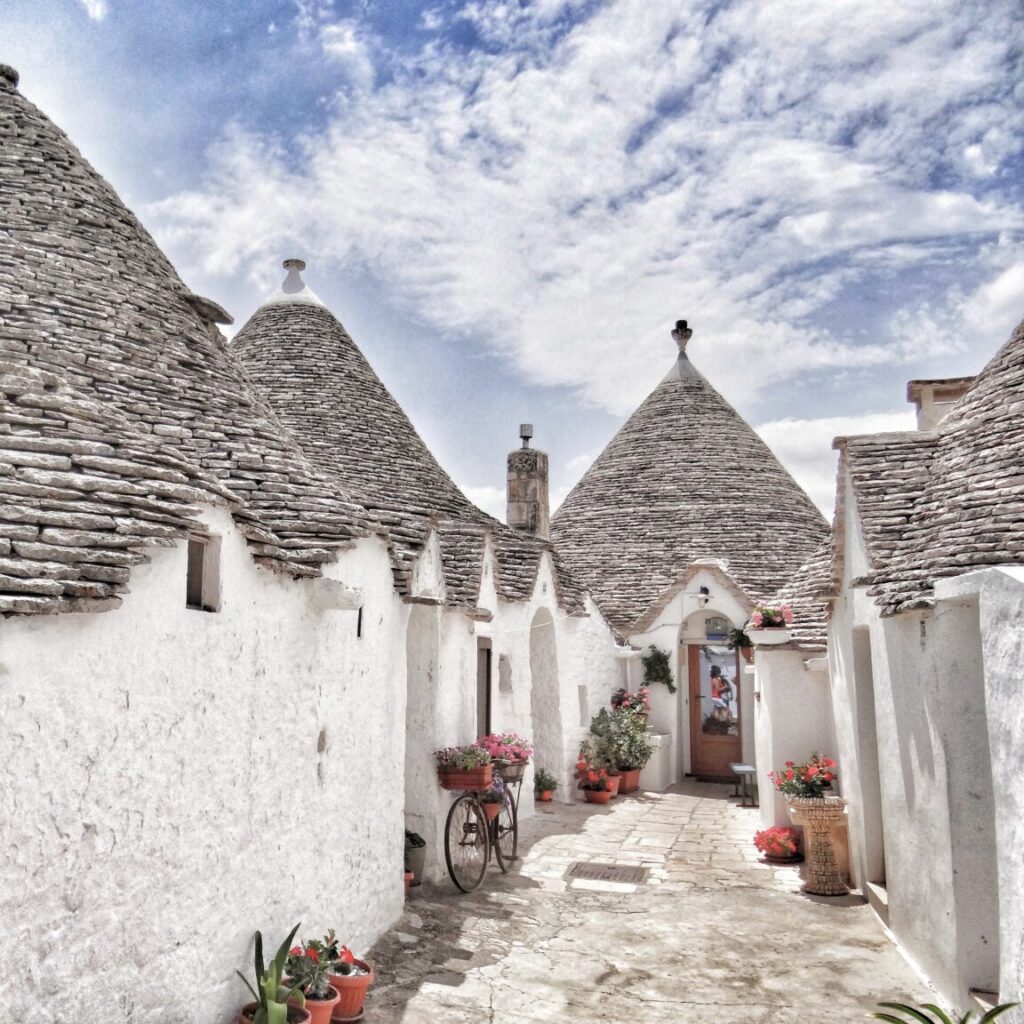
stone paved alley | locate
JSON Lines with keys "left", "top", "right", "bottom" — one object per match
{"left": 369, "top": 782, "right": 929, "bottom": 1023}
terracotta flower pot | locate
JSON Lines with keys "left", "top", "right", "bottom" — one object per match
{"left": 618, "top": 768, "right": 641, "bottom": 794}
{"left": 536, "top": 790, "right": 553, "bottom": 802}
{"left": 606, "top": 773, "right": 620, "bottom": 797}
{"left": 329, "top": 961, "right": 374, "bottom": 1020}
{"left": 238, "top": 1002, "right": 312, "bottom": 1024}
{"left": 330, "top": 1010, "right": 364, "bottom": 1024}
{"left": 405, "top": 842, "right": 426, "bottom": 886}
{"left": 404, "top": 870, "right": 413, "bottom": 892}
{"left": 438, "top": 764, "right": 493, "bottom": 790}
{"left": 583, "top": 789, "right": 612, "bottom": 804}
{"left": 482, "top": 802, "right": 501, "bottom": 821}
{"left": 288, "top": 986, "right": 340, "bottom": 1024}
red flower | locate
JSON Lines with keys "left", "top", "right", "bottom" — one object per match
{"left": 339, "top": 946, "right": 355, "bottom": 965}
{"left": 305, "top": 947, "right": 319, "bottom": 963}
{"left": 784, "top": 761, "right": 795, "bottom": 767}
{"left": 784, "top": 769, "right": 795, "bottom": 781}
{"left": 823, "top": 771, "right": 834, "bottom": 781}
{"left": 289, "top": 947, "right": 303, "bottom": 957}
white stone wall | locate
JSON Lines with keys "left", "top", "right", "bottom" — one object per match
{"left": 752, "top": 649, "right": 834, "bottom": 828}
{"left": 0, "top": 508, "right": 408, "bottom": 1024}
{"left": 829, "top": 469, "right": 1017, "bottom": 1012}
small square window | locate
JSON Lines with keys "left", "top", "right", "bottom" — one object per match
{"left": 186, "top": 533, "right": 221, "bottom": 612}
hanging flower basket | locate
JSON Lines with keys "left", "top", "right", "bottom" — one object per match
{"left": 493, "top": 758, "right": 527, "bottom": 784}
{"left": 747, "top": 627, "right": 792, "bottom": 645}
{"left": 434, "top": 745, "right": 493, "bottom": 789}
{"left": 747, "top": 605, "right": 794, "bottom": 645}
{"left": 438, "top": 764, "right": 493, "bottom": 790}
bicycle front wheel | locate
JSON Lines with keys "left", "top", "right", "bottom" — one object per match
{"left": 444, "top": 793, "right": 490, "bottom": 892}
{"left": 493, "top": 787, "right": 518, "bottom": 872}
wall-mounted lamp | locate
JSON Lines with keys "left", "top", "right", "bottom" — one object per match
{"left": 697, "top": 586, "right": 710, "bottom": 609}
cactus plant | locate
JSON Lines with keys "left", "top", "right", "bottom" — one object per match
{"left": 237, "top": 923, "right": 306, "bottom": 1024}
{"left": 872, "top": 1002, "right": 1018, "bottom": 1024}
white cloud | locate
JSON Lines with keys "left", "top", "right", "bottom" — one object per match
{"left": 756, "top": 411, "right": 918, "bottom": 516}
{"left": 77, "top": 0, "right": 107, "bottom": 21}
{"left": 152, "top": 0, "right": 1023, "bottom": 417}
{"left": 319, "top": 21, "right": 375, "bottom": 90}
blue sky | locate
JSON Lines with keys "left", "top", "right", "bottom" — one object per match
{"left": 6, "top": 0, "right": 1024, "bottom": 515}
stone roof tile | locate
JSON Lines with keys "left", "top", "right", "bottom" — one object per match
{"left": 0, "top": 72, "right": 369, "bottom": 609}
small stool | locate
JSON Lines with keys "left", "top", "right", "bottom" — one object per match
{"left": 729, "top": 762, "right": 759, "bottom": 807}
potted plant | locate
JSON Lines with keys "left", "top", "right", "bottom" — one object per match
{"left": 574, "top": 751, "right": 612, "bottom": 804}
{"left": 479, "top": 778, "right": 506, "bottom": 821}
{"left": 613, "top": 711, "right": 655, "bottom": 794}
{"left": 753, "top": 825, "right": 803, "bottom": 863}
{"left": 478, "top": 732, "right": 533, "bottom": 784}
{"left": 610, "top": 686, "right": 651, "bottom": 717}
{"left": 746, "top": 605, "right": 794, "bottom": 645}
{"left": 434, "top": 744, "right": 493, "bottom": 789}
{"left": 641, "top": 645, "right": 676, "bottom": 693}
{"left": 872, "top": 1002, "right": 1018, "bottom": 1023}
{"left": 534, "top": 768, "right": 558, "bottom": 801}
{"left": 320, "top": 933, "right": 374, "bottom": 1021}
{"left": 404, "top": 829, "right": 426, "bottom": 886}
{"left": 284, "top": 943, "right": 340, "bottom": 1024}
{"left": 404, "top": 869, "right": 414, "bottom": 893}
{"left": 236, "top": 924, "right": 311, "bottom": 1024}
{"left": 769, "top": 753, "right": 845, "bottom": 895}
{"left": 726, "top": 627, "right": 754, "bottom": 663}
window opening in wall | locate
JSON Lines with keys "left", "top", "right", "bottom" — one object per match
{"left": 186, "top": 533, "right": 221, "bottom": 612}
{"left": 476, "top": 638, "right": 493, "bottom": 737}
{"left": 356, "top": 606, "right": 363, "bottom": 638}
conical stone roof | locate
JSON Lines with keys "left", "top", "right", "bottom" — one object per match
{"left": 0, "top": 67, "right": 368, "bottom": 607}
{"left": 551, "top": 322, "right": 829, "bottom": 634}
{"left": 232, "top": 280, "right": 587, "bottom": 613}
{"left": 863, "top": 316, "right": 1024, "bottom": 613}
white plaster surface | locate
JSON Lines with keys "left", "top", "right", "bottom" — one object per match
{"left": 0, "top": 509, "right": 408, "bottom": 1024}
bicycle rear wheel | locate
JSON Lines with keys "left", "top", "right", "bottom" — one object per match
{"left": 492, "top": 787, "right": 518, "bottom": 872}
{"left": 444, "top": 793, "right": 490, "bottom": 892}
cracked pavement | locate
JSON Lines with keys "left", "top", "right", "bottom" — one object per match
{"left": 366, "top": 781, "right": 928, "bottom": 1022}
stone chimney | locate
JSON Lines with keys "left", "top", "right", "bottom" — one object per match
{"left": 906, "top": 377, "right": 975, "bottom": 430}
{"left": 506, "top": 424, "right": 550, "bottom": 539}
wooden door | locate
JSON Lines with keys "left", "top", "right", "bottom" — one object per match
{"left": 688, "top": 643, "right": 742, "bottom": 780}
{"left": 476, "top": 638, "right": 492, "bottom": 738}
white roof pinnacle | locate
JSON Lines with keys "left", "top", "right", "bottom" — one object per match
{"left": 260, "top": 258, "right": 326, "bottom": 308}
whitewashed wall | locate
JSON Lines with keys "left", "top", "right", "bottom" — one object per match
{"left": 0, "top": 508, "right": 408, "bottom": 1024}
{"left": 752, "top": 649, "right": 834, "bottom": 828}
{"left": 830, "top": 469, "right": 1016, "bottom": 1013}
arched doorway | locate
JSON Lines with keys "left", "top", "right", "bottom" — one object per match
{"left": 529, "top": 608, "right": 565, "bottom": 795}
{"left": 405, "top": 605, "right": 441, "bottom": 871}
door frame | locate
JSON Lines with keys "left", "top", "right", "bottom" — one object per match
{"left": 687, "top": 643, "right": 743, "bottom": 780}
{"left": 476, "top": 637, "right": 493, "bottom": 738}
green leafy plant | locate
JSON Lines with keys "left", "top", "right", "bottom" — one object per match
{"left": 726, "top": 627, "right": 752, "bottom": 651}
{"left": 534, "top": 767, "right": 559, "bottom": 793}
{"left": 641, "top": 645, "right": 676, "bottom": 694}
{"left": 871, "top": 1002, "right": 1018, "bottom": 1024}
{"left": 614, "top": 712, "right": 655, "bottom": 770}
{"left": 237, "top": 924, "right": 305, "bottom": 1024}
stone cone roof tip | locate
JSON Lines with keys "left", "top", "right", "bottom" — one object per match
{"left": 552, "top": 321, "right": 830, "bottom": 633}
{"left": 232, "top": 282, "right": 588, "bottom": 614}
{"left": 260, "top": 258, "right": 326, "bottom": 308}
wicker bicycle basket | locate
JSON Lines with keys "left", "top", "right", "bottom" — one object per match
{"left": 494, "top": 758, "right": 528, "bottom": 784}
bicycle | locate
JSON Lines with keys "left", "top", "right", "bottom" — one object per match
{"left": 443, "top": 759, "right": 524, "bottom": 893}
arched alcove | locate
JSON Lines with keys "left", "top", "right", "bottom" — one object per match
{"left": 405, "top": 604, "right": 441, "bottom": 873}
{"left": 529, "top": 608, "right": 565, "bottom": 796}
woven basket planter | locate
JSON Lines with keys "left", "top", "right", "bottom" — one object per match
{"left": 493, "top": 758, "right": 527, "bottom": 784}
{"left": 787, "top": 795, "right": 848, "bottom": 896}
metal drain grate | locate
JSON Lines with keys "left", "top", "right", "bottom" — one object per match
{"left": 567, "top": 861, "right": 649, "bottom": 884}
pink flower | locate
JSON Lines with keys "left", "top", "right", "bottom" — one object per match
{"left": 750, "top": 611, "right": 763, "bottom": 628}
